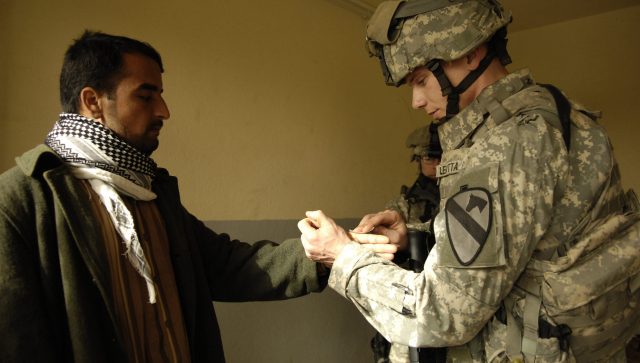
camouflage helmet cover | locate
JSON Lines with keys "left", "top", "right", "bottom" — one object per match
{"left": 366, "top": 0, "right": 512, "bottom": 86}
{"left": 406, "top": 125, "right": 441, "bottom": 159}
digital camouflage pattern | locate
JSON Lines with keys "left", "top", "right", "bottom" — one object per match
{"left": 329, "top": 70, "right": 640, "bottom": 362}
{"left": 385, "top": 125, "right": 440, "bottom": 231}
{"left": 385, "top": 195, "right": 427, "bottom": 231}
{"left": 376, "top": 126, "right": 441, "bottom": 363}
{"left": 366, "top": 0, "right": 511, "bottom": 85}
{"left": 405, "top": 125, "right": 431, "bottom": 160}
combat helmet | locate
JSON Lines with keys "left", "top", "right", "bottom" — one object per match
{"left": 366, "top": 0, "right": 512, "bottom": 119}
{"left": 406, "top": 122, "right": 442, "bottom": 161}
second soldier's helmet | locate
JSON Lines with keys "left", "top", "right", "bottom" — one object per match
{"left": 406, "top": 123, "right": 442, "bottom": 161}
{"left": 366, "top": 0, "right": 512, "bottom": 86}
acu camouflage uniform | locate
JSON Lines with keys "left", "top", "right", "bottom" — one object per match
{"left": 329, "top": 69, "right": 640, "bottom": 362}
{"left": 374, "top": 126, "right": 441, "bottom": 363}
{"left": 386, "top": 125, "right": 441, "bottom": 230}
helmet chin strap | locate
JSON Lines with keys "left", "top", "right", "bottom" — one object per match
{"left": 427, "top": 50, "right": 496, "bottom": 122}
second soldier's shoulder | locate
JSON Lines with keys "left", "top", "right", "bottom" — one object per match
{"left": 384, "top": 194, "right": 410, "bottom": 220}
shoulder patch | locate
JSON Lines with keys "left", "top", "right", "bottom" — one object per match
{"left": 445, "top": 187, "right": 492, "bottom": 266}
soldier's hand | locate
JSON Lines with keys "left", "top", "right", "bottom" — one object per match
{"left": 298, "top": 210, "right": 392, "bottom": 266}
{"left": 348, "top": 230, "right": 396, "bottom": 260}
{"left": 352, "top": 209, "right": 408, "bottom": 252}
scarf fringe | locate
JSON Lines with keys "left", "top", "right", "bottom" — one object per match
{"left": 89, "top": 179, "right": 157, "bottom": 304}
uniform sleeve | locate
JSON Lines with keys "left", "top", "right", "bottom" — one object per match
{"left": 328, "top": 115, "right": 568, "bottom": 348}
{"left": 385, "top": 194, "right": 429, "bottom": 230}
{"left": 385, "top": 194, "right": 411, "bottom": 221}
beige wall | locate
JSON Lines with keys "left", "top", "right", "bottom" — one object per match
{"left": 1, "top": 1, "right": 639, "bottom": 362}
{"left": 0, "top": 0, "right": 422, "bottom": 222}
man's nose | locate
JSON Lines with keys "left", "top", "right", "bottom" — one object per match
{"left": 157, "top": 97, "right": 170, "bottom": 120}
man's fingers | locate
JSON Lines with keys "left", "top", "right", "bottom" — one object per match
{"left": 305, "top": 210, "right": 329, "bottom": 226}
{"left": 297, "top": 218, "right": 319, "bottom": 235}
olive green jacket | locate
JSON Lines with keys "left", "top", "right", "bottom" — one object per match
{"left": 0, "top": 145, "right": 323, "bottom": 362}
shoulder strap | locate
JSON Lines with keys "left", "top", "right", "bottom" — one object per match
{"left": 538, "top": 84, "right": 572, "bottom": 151}
{"left": 477, "top": 82, "right": 572, "bottom": 151}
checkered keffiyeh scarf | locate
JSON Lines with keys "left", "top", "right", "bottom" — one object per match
{"left": 45, "top": 113, "right": 157, "bottom": 189}
{"left": 45, "top": 113, "right": 158, "bottom": 303}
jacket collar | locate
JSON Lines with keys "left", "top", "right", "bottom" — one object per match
{"left": 16, "top": 144, "right": 63, "bottom": 177}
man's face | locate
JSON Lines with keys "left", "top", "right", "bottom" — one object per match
{"left": 98, "top": 53, "right": 170, "bottom": 155}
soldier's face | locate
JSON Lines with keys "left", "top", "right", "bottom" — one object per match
{"left": 409, "top": 66, "right": 448, "bottom": 120}
{"left": 408, "top": 59, "right": 475, "bottom": 121}
{"left": 420, "top": 156, "right": 439, "bottom": 179}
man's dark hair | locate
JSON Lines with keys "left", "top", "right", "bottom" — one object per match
{"left": 59, "top": 30, "right": 164, "bottom": 113}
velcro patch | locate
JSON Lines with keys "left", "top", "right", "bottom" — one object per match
{"left": 445, "top": 187, "right": 492, "bottom": 266}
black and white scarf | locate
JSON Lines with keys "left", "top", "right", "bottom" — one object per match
{"left": 46, "top": 113, "right": 158, "bottom": 303}
{"left": 46, "top": 113, "right": 157, "bottom": 191}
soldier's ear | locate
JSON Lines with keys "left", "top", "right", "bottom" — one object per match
{"left": 465, "top": 46, "right": 486, "bottom": 71}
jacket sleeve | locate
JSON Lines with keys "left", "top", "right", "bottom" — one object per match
{"left": 183, "top": 211, "right": 325, "bottom": 302}
{"left": 327, "top": 116, "right": 568, "bottom": 348}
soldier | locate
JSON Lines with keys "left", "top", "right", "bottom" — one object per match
{"left": 372, "top": 124, "right": 442, "bottom": 363}
{"left": 299, "top": 0, "right": 640, "bottom": 362}
{"left": 386, "top": 124, "right": 441, "bottom": 229}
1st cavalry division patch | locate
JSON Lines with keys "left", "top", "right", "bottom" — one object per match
{"left": 445, "top": 187, "right": 492, "bottom": 266}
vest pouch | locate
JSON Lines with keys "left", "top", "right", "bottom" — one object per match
{"left": 483, "top": 316, "right": 573, "bottom": 363}
{"left": 522, "top": 212, "right": 640, "bottom": 361}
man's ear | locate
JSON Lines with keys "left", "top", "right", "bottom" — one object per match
{"left": 78, "top": 87, "right": 104, "bottom": 121}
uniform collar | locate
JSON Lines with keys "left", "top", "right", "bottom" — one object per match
{"left": 438, "top": 69, "right": 534, "bottom": 151}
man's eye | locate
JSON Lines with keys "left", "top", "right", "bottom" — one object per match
{"left": 139, "top": 95, "right": 152, "bottom": 102}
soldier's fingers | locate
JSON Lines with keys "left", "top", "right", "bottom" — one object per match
{"left": 349, "top": 231, "right": 390, "bottom": 244}
{"left": 352, "top": 213, "right": 384, "bottom": 233}
{"left": 354, "top": 209, "right": 402, "bottom": 233}
{"left": 362, "top": 243, "right": 397, "bottom": 254}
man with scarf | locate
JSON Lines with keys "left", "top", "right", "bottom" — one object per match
{"left": 0, "top": 31, "right": 392, "bottom": 362}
